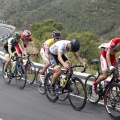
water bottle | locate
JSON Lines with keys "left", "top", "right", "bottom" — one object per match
{"left": 11, "top": 61, "right": 16, "bottom": 72}
{"left": 117, "top": 57, "right": 120, "bottom": 76}
{"left": 62, "top": 77, "right": 67, "bottom": 87}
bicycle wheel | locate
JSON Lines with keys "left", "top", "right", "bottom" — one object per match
{"left": 45, "top": 72, "right": 58, "bottom": 103}
{"left": 15, "top": 64, "right": 27, "bottom": 89}
{"left": 36, "top": 67, "right": 45, "bottom": 94}
{"left": 2, "top": 62, "right": 12, "bottom": 84}
{"left": 85, "top": 75, "right": 100, "bottom": 104}
{"left": 25, "top": 62, "right": 36, "bottom": 85}
{"left": 68, "top": 77, "right": 87, "bottom": 111}
{"left": 104, "top": 83, "right": 120, "bottom": 120}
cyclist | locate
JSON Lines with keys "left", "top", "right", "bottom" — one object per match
{"left": 39, "top": 30, "right": 61, "bottom": 83}
{"left": 92, "top": 38, "right": 120, "bottom": 94}
{"left": 21, "top": 30, "right": 37, "bottom": 57}
{"left": 48, "top": 39, "right": 87, "bottom": 93}
{"left": 3, "top": 32, "right": 25, "bottom": 78}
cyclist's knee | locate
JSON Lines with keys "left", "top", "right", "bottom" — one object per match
{"left": 54, "top": 66, "right": 62, "bottom": 76}
{"left": 102, "top": 75, "right": 108, "bottom": 80}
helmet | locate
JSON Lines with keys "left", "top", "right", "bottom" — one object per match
{"left": 14, "top": 32, "right": 21, "bottom": 39}
{"left": 52, "top": 30, "right": 61, "bottom": 38}
{"left": 23, "top": 30, "right": 31, "bottom": 37}
{"left": 70, "top": 39, "right": 80, "bottom": 52}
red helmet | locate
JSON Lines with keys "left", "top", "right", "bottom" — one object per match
{"left": 23, "top": 30, "right": 31, "bottom": 37}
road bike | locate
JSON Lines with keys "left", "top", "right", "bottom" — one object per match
{"left": 23, "top": 54, "right": 37, "bottom": 85}
{"left": 44, "top": 65, "right": 87, "bottom": 111}
{"left": 2, "top": 55, "right": 27, "bottom": 89}
{"left": 85, "top": 59, "right": 120, "bottom": 120}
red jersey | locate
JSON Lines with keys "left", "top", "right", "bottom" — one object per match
{"left": 21, "top": 34, "right": 33, "bottom": 48}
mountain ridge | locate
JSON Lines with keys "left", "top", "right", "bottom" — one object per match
{"left": 0, "top": 0, "right": 120, "bottom": 39}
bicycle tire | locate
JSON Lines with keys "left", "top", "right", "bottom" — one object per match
{"left": 85, "top": 75, "right": 100, "bottom": 104}
{"left": 45, "top": 72, "right": 58, "bottom": 103}
{"left": 25, "top": 62, "right": 36, "bottom": 85}
{"left": 104, "top": 83, "right": 120, "bottom": 120}
{"left": 15, "top": 64, "right": 27, "bottom": 89}
{"left": 2, "top": 62, "right": 12, "bottom": 84}
{"left": 68, "top": 77, "right": 87, "bottom": 111}
{"left": 36, "top": 67, "right": 45, "bottom": 94}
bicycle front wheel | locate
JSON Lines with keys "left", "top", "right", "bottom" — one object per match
{"left": 2, "top": 62, "right": 12, "bottom": 84}
{"left": 15, "top": 64, "right": 27, "bottom": 89}
{"left": 104, "top": 83, "right": 120, "bottom": 120}
{"left": 68, "top": 77, "right": 87, "bottom": 111}
{"left": 45, "top": 72, "right": 58, "bottom": 103}
{"left": 36, "top": 67, "right": 45, "bottom": 94}
{"left": 85, "top": 75, "right": 100, "bottom": 104}
{"left": 26, "top": 62, "right": 36, "bottom": 85}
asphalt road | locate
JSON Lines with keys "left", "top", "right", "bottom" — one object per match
{"left": 0, "top": 59, "right": 111, "bottom": 120}
{"left": 0, "top": 27, "right": 11, "bottom": 38}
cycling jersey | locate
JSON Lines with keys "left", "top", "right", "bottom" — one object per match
{"left": 50, "top": 40, "right": 70, "bottom": 55}
{"left": 3, "top": 37, "right": 23, "bottom": 56}
{"left": 100, "top": 38, "right": 120, "bottom": 71}
{"left": 42, "top": 38, "right": 55, "bottom": 51}
{"left": 21, "top": 34, "right": 33, "bottom": 48}
{"left": 40, "top": 38, "right": 55, "bottom": 61}
{"left": 104, "top": 38, "right": 120, "bottom": 54}
{"left": 49, "top": 40, "right": 70, "bottom": 69}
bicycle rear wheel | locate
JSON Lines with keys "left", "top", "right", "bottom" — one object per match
{"left": 45, "top": 72, "right": 58, "bottom": 103}
{"left": 68, "top": 77, "right": 87, "bottom": 111}
{"left": 85, "top": 75, "right": 100, "bottom": 104}
{"left": 104, "top": 83, "right": 120, "bottom": 120}
{"left": 26, "top": 62, "right": 36, "bottom": 85}
{"left": 2, "top": 62, "right": 12, "bottom": 84}
{"left": 15, "top": 64, "right": 27, "bottom": 89}
{"left": 36, "top": 67, "right": 45, "bottom": 94}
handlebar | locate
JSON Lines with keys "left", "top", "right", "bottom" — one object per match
{"left": 63, "top": 64, "right": 87, "bottom": 74}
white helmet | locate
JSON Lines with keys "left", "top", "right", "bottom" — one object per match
{"left": 23, "top": 30, "right": 31, "bottom": 37}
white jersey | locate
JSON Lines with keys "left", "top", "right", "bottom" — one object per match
{"left": 50, "top": 40, "right": 70, "bottom": 55}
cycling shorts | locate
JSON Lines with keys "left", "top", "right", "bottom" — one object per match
{"left": 100, "top": 50, "right": 117, "bottom": 71}
{"left": 49, "top": 52, "right": 68, "bottom": 69}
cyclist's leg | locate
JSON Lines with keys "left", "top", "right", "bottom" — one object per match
{"left": 3, "top": 48, "right": 11, "bottom": 72}
{"left": 48, "top": 53, "right": 61, "bottom": 93}
{"left": 40, "top": 48, "right": 50, "bottom": 74}
{"left": 92, "top": 52, "right": 108, "bottom": 94}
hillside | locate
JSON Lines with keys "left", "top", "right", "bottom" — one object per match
{"left": 0, "top": 0, "right": 120, "bottom": 39}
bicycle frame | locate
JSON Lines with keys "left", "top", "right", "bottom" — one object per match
{"left": 97, "top": 70, "right": 119, "bottom": 99}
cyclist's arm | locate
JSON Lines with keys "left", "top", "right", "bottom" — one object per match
{"left": 45, "top": 49, "right": 49, "bottom": 59}
{"left": 74, "top": 52, "right": 85, "bottom": 65}
{"left": 106, "top": 48, "right": 112, "bottom": 67}
{"left": 19, "top": 44, "right": 26, "bottom": 55}
{"left": 30, "top": 42, "right": 36, "bottom": 53}
{"left": 58, "top": 51, "right": 65, "bottom": 65}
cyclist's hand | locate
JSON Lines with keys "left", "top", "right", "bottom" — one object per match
{"left": 64, "top": 63, "right": 70, "bottom": 70}
{"left": 24, "top": 54, "right": 29, "bottom": 57}
{"left": 10, "top": 54, "right": 14, "bottom": 59}
{"left": 83, "top": 63, "right": 88, "bottom": 68}
{"left": 109, "top": 66, "right": 114, "bottom": 71}
{"left": 33, "top": 52, "right": 38, "bottom": 59}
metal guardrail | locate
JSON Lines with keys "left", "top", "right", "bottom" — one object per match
{"left": 0, "top": 50, "right": 90, "bottom": 82}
